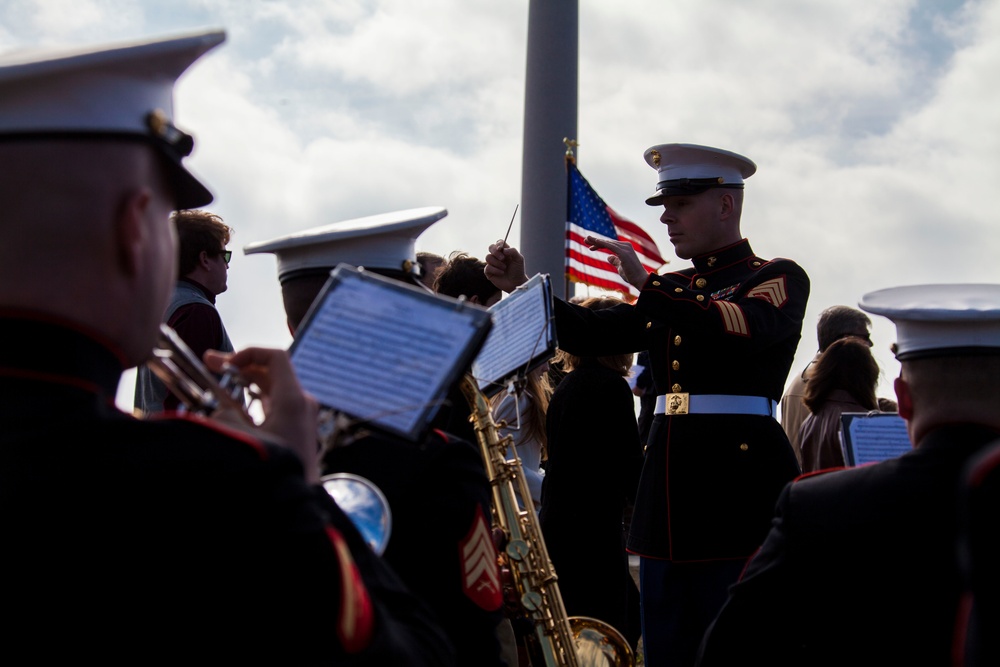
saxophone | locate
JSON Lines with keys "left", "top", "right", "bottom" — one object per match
{"left": 459, "top": 375, "right": 635, "bottom": 667}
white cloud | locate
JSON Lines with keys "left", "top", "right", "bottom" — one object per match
{"left": 2, "top": 0, "right": 996, "bottom": 408}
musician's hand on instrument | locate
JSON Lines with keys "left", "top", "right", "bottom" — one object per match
{"left": 585, "top": 235, "right": 648, "bottom": 289}
{"left": 205, "top": 348, "right": 321, "bottom": 484}
{"left": 484, "top": 240, "right": 528, "bottom": 293}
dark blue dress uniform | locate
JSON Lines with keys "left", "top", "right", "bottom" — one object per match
{"left": 323, "top": 427, "right": 506, "bottom": 667}
{"left": 0, "top": 313, "right": 455, "bottom": 665}
{"left": 957, "top": 438, "right": 1000, "bottom": 667}
{"left": 553, "top": 238, "right": 807, "bottom": 561}
{"left": 697, "top": 424, "right": 1000, "bottom": 667}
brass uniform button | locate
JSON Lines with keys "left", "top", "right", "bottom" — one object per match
{"left": 652, "top": 280, "right": 661, "bottom": 287}
{"left": 645, "top": 321, "right": 652, "bottom": 329}
{"left": 707, "top": 256, "right": 717, "bottom": 267}
{"left": 672, "top": 361, "right": 680, "bottom": 370}
{"left": 675, "top": 288, "right": 683, "bottom": 293}
{"left": 671, "top": 383, "right": 682, "bottom": 392}
{"left": 674, "top": 335, "right": 682, "bottom": 346}
{"left": 752, "top": 261, "right": 761, "bottom": 267}
{"left": 696, "top": 295, "right": 705, "bottom": 302}
{"left": 740, "top": 443, "right": 749, "bottom": 451}
{"left": 695, "top": 278, "right": 707, "bottom": 288}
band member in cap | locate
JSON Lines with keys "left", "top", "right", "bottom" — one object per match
{"left": 485, "top": 143, "right": 807, "bottom": 666}
{"left": 697, "top": 284, "right": 1000, "bottom": 667}
{"left": 246, "top": 209, "right": 508, "bottom": 667}
{"left": 0, "top": 32, "right": 453, "bottom": 664}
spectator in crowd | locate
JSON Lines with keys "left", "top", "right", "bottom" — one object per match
{"left": 433, "top": 250, "right": 548, "bottom": 515}
{"left": 539, "top": 295, "right": 644, "bottom": 652}
{"left": 781, "top": 305, "right": 872, "bottom": 464}
{"left": 417, "top": 250, "right": 446, "bottom": 291}
{"left": 134, "top": 209, "right": 238, "bottom": 414}
{"left": 798, "top": 337, "right": 881, "bottom": 472}
{"left": 630, "top": 349, "right": 657, "bottom": 447}
{"left": 491, "top": 362, "right": 552, "bottom": 515}
{"left": 434, "top": 251, "right": 502, "bottom": 307}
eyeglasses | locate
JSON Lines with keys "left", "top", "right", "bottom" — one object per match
{"left": 216, "top": 250, "right": 232, "bottom": 264}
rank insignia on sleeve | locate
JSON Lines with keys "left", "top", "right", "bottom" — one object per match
{"left": 327, "top": 525, "right": 375, "bottom": 654}
{"left": 459, "top": 505, "right": 503, "bottom": 611}
{"left": 715, "top": 300, "right": 749, "bottom": 336}
{"left": 746, "top": 277, "right": 789, "bottom": 308}
{"left": 711, "top": 284, "right": 739, "bottom": 301}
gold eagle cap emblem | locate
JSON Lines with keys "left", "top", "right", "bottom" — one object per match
{"left": 650, "top": 149, "right": 661, "bottom": 167}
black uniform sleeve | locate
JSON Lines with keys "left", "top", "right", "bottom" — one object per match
{"left": 310, "top": 487, "right": 458, "bottom": 666}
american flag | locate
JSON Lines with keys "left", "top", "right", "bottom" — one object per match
{"left": 565, "top": 161, "right": 667, "bottom": 298}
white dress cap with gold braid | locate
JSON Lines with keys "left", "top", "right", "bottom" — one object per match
{"left": 859, "top": 284, "right": 1000, "bottom": 360}
{"left": 0, "top": 29, "right": 225, "bottom": 209}
{"left": 643, "top": 143, "right": 757, "bottom": 206}
{"left": 244, "top": 206, "right": 448, "bottom": 285}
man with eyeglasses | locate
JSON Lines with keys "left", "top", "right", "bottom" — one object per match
{"left": 134, "top": 208, "right": 239, "bottom": 414}
{"left": 780, "top": 305, "right": 873, "bottom": 465}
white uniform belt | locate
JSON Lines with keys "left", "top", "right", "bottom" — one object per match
{"left": 654, "top": 393, "right": 777, "bottom": 417}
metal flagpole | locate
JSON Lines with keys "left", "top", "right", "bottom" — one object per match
{"left": 520, "top": 0, "right": 578, "bottom": 301}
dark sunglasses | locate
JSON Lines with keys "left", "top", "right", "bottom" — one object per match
{"left": 215, "top": 250, "right": 232, "bottom": 264}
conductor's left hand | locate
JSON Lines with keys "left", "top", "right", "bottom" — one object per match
{"left": 585, "top": 236, "right": 649, "bottom": 289}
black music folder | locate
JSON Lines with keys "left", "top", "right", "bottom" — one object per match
{"left": 840, "top": 412, "right": 912, "bottom": 466}
{"left": 471, "top": 273, "right": 556, "bottom": 396}
{"left": 289, "top": 265, "right": 493, "bottom": 441}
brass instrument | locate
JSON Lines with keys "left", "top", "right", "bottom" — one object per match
{"left": 147, "top": 324, "right": 248, "bottom": 417}
{"left": 459, "top": 375, "right": 635, "bottom": 667}
{"left": 146, "top": 324, "right": 391, "bottom": 554}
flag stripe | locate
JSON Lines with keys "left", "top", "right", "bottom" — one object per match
{"left": 567, "top": 223, "right": 662, "bottom": 274}
{"left": 565, "top": 162, "right": 667, "bottom": 298}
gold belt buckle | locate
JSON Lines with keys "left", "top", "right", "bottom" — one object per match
{"left": 665, "top": 392, "right": 690, "bottom": 415}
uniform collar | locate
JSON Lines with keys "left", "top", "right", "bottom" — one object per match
{"left": 690, "top": 238, "right": 754, "bottom": 274}
{"left": 0, "top": 310, "right": 125, "bottom": 399}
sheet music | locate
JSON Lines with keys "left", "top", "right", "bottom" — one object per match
{"left": 290, "top": 267, "right": 491, "bottom": 439}
{"left": 840, "top": 412, "right": 912, "bottom": 466}
{"left": 472, "top": 273, "right": 555, "bottom": 393}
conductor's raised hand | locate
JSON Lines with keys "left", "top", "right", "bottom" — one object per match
{"left": 586, "top": 236, "right": 649, "bottom": 289}
{"left": 205, "top": 347, "right": 321, "bottom": 483}
{"left": 484, "top": 240, "right": 529, "bottom": 293}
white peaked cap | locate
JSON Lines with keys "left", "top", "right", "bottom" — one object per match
{"left": 244, "top": 207, "right": 448, "bottom": 284}
{"left": 0, "top": 29, "right": 225, "bottom": 208}
{"left": 859, "top": 284, "right": 1000, "bottom": 360}
{"left": 643, "top": 143, "right": 756, "bottom": 206}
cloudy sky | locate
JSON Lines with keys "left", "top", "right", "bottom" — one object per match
{"left": 2, "top": 0, "right": 997, "bottom": 408}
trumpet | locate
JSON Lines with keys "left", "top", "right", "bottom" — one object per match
{"left": 145, "top": 324, "right": 392, "bottom": 554}
{"left": 147, "top": 323, "right": 248, "bottom": 417}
